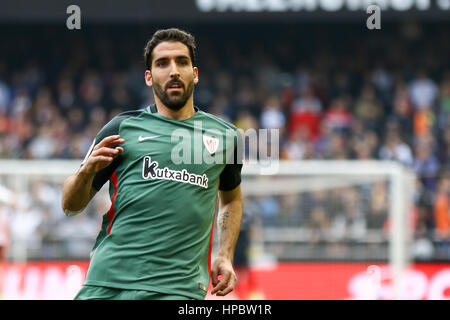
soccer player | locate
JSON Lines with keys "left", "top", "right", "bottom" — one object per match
{"left": 62, "top": 28, "right": 243, "bottom": 300}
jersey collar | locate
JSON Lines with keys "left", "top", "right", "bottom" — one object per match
{"left": 149, "top": 104, "right": 199, "bottom": 114}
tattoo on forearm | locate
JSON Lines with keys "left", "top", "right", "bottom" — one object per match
{"left": 219, "top": 211, "right": 230, "bottom": 233}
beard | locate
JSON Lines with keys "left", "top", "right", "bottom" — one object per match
{"left": 152, "top": 78, "right": 194, "bottom": 111}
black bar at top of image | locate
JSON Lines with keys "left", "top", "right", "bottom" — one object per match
{"left": 0, "top": 0, "right": 449, "bottom": 23}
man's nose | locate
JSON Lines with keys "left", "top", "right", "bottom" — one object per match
{"left": 169, "top": 61, "right": 180, "bottom": 78}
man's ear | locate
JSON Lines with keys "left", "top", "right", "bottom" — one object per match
{"left": 193, "top": 67, "right": 199, "bottom": 84}
{"left": 145, "top": 70, "right": 153, "bottom": 87}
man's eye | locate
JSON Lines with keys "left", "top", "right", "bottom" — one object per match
{"left": 157, "top": 61, "right": 167, "bottom": 67}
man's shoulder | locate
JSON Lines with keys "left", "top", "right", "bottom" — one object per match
{"left": 106, "top": 107, "right": 148, "bottom": 127}
{"left": 96, "top": 107, "right": 148, "bottom": 139}
{"left": 110, "top": 107, "right": 148, "bottom": 122}
{"left": 197, "top": 109, "right": 238, "bottom": 132}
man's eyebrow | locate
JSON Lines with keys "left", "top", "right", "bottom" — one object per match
{"left": 154, "top": 55, "right": 191, "bottom": 64}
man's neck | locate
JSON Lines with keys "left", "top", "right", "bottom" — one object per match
{"left": 154, "top": 98, "right": 196, "bottom": 120}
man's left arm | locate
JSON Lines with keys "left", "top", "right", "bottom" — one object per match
{"left": 210, "top": 184, "right": 242, "bottom": 296}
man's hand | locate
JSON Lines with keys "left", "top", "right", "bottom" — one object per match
{"left": 210, "top": 256, "right": 237, "bottom": 296}
{"left": 62, "top": 135, "right": 125, "bottom": 214}
{"left": 80, "top": 135, "right": 125, "bottom": 176}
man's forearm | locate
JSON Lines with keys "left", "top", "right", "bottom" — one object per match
{"left": 61, "top": 170, "right": 96, "bottom": 215}
{"left": 216, "top": 200, "right": 242, "bottom": 261}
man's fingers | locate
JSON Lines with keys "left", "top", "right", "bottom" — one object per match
{"left": 216, "top": 285, "right": 234, "bottom": 296}
{"left": 211, "top": 267, "right": 219, "bottom": 287}
{"left": 95, "top": 135, "right": 125, "bottom": 149}
{"left": 92, "top": 147, "right": 120, "bottom": 157}
{"left": 211, "top": 279, "right": 226, "bottom": 294}
{"left": 217, "top": 275, "right": 236, "bottom": 296}
{"left": 212, "top": 274, "right": 236, "bottom": 296}
{"left": 82, "top": 138, "right": 125, "bottom": 174}
{"left": 92, "top": 155, "right": 114, "bottom": 163}
{"left": 211, "top": 271, "right": 231, "bottom": 294}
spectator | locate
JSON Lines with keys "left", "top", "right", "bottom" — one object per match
{"left": 354, "top": 85, "right": 384, "bottom": 133}
{"left": 413, "top": 105, "right": 435, "bottom": 140}
{"left": 438, "top": 127, "right": 450, "bottom": 165}
{"left": 27, "top": 126, "right": 57, "bottom": 159}
{"left": 260, "top": 95, "right": 286, "bottom": 131}
{"left": 409, "top": 70, "right": 438, "bottom": 111}
{"left": 288, "top": 86, "right": 322, "bottom": 141}
{"left": 0, "top": 80, "right": 11, "bottom": 114}
{"left": 331, "top": 188, "right": 366, "bottom": 241}
{"left": 67, "top": 107, "right": 87, "bottom": 134}
{"left": 308, "top": 206, "right": 331, "bottom": 244}
{"left": 322, "top": 95, "right": 353, "bottom": 135}
{"left": 281, "top": 126, "right": 308, "bottom": 160}
{"left": 0, "top": 109, "right": 13, "bottom": 135}
{"left": 414, "top": 178, "right": 435, "bottom": 240}
{"left": 324, "top": 132, "right": 350, "bottom": 160}
{"left": 378, "top": 126, "right": 414, "bottom": 167}
{"left": 371, "top": 65, "right": 393, "bottom": 106}
{"left": 56, "top": 78, "right": 76, "bottom": 109}
{"left": 413, "top": 140, "right": 439, "bottom": 192}
{"left": 387, "top": 85, "right": 414, "bottom": 143}
{"left": 367, "top": 181, "right": 388, "bottom": 230}
{"left": 78, "top": 71, "right": 105, "bottom": 110}
{"left": 434, "top": 174, "right": 450, "bottom": 239}
{"left": 437, "top": 76, "right": 450, "bottom": 130}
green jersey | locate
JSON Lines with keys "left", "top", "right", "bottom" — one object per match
{"left": 81, "top": 104, "right": 242, "bottom": 300}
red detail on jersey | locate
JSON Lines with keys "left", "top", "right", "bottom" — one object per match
{"left": 208, "top": 178, "right": 220, "bottom": 281}
{"left": 208, "top": 197, "right": 218, "bottom": 279}
{"left": 107, "top": 171, "right": 119, "bottom": 235}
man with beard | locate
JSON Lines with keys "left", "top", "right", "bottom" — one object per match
{"left": 62, "top": 28, "right": 243, "bottom": 300}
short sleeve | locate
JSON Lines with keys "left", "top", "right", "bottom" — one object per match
{"left": 79, "top": 114, "right": 124, "bottom": 192}
{"left": 219, "top": 163, "right": 242, "bottom": 191}
{"left": 219, "top": 129, "right": 243, "bottom": 191}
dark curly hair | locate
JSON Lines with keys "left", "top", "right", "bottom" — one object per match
{"left": 143, "top": 28, "right": 196, "bottom": 71}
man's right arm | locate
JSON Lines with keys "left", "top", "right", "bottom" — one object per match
{"left": 61, "top": 135, "right": 125, "bottom": 216}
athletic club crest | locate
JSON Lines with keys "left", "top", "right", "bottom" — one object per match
{"left": 203, "top": 135, "right": 219, "bottom": 154}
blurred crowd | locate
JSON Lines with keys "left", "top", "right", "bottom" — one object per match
{"left": 0, "top": 22, "right": 449, "bottom": 261}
